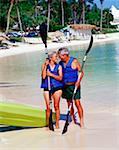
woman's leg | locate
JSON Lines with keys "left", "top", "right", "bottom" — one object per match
{"left": 52, "top": 90, "right": 62, "bottom": 129}
{"left": 43, "top": 91, "right": 50, "bottom": 126}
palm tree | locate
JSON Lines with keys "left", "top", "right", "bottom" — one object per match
{"left": 79, "top": 0, "right": 93, "bottom": 24}
{"left": 61, "top": 0, "right": 65, "bottom": 26}
{"left": 16, "top": 0, "right": 23, "bottom": 32}
{"left": 45, "top": 0, "right": 52, "bottom": 32}
{"left": 71, "top": 1, "right": 79, "bottom": 24}
{"left": 80, "top": 0, "right": 85, "bottom": 23}
{"left": 34, "top": 0, "right": 38, "bottom": 18}
{"left": 100, "top": 0, "right": 104, "bottom": 31}
{"left": 6, "top": 0, "right": 23, "bottom": 33}
{"left": 6, "top": 0, "right": 14, "bottom": 33}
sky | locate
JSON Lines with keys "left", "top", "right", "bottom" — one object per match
{"left": 94, "top": 0, "right": 119, "bottom": 9}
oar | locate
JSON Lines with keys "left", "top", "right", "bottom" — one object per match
{"left": 62, "top": 35, "right": 93, "bottom": 134}
{"left": 40, "top": 22, "right": 54, "bottom": 131}
{"left": 47, "top": 76, "right": 54, "bottom": 131}
{"left": 39, "top": 22, "right": 47, "bottom": 49}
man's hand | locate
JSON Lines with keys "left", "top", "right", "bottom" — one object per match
{"left": 75, "top": 81, "right": 80, "bottom": 88}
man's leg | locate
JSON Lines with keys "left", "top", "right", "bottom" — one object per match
{"left": 75, "top": 100, "right": 84, "bottom": 128}
{"left": 67, "top": 101, "right": 77, "bottom": 123}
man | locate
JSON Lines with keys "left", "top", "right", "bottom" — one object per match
{"left": 58, "top": 47, "right": 84, "bottom": 128}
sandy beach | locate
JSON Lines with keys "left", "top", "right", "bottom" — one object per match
{"left": 0, "top": 32, "right": 119, "bottom": 150}
{"left": 1, "top": 110, "right": 119, "bottom": 150}
{"left": 0, "top": 32, "right": 119, "bottom": 58}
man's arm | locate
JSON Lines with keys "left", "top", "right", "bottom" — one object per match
{"left": 72, "top": 59, "right": 84, "bottom": 87}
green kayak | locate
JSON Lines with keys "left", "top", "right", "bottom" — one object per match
{"left": 0, "top": 102, "right": 55, "bottom": 127}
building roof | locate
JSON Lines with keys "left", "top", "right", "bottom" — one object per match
{"left": 69, "top": 24, "right": 98, "bottom": 30}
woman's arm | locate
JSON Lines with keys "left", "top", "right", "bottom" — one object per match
{"left": 47, "top": 65, "right": 63, "bottom": 81}
{"left": 41, "top": 59, "right": 49, "bottom": 79}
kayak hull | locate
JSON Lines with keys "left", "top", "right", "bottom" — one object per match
{"left": 0, "top": 102, "right": 55, "bottom": 127}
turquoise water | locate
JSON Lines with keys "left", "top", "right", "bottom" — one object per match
{"left": 0, "top": 41, "right": 119, "bottom": 111}
{"left": 71, "top": 42, "right": 119, "bottom": 111}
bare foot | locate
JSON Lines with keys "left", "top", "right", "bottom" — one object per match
{"left": 55, "top": 124, "right": 59, "bottom": 129}
{"left": 80, "top": 121, "right": 85, "bottom": 128}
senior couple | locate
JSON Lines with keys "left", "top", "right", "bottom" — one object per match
{"left": 41, "top": 47, "right": 84, "bottom": 130}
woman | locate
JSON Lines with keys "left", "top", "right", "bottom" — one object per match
{"left": 41, "top": 51, "right": 63, "bottom": 129}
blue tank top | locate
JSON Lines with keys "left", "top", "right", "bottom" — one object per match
{"left": 41, "top": 64, "right": 63, "bottom": 89}
{"left": 60, "top": 57, "right": 78, "bottom": 84}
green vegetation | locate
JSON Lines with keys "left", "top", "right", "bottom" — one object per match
{"left": 0, "top": 0, "right": 117, "bottom": 33}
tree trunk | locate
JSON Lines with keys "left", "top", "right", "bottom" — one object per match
{"left": 6, "top": 2, "right": 14, "bottom": 34}
{"left": 61, "top": 0, "right": 64, "bottom": 26}
{"left": 82, "top": 2, "right": 85, "bottom": 24}
{"left": 73, "top": 10, "right": 77, "bottom": 24}
{"left": 34, "top": 0, "right": 38, "bottom": 18}
{"left": 47, "top": 2, "right": 51, "bottom": 32}
{"left": 100, "top": 3, "right": 103, "bottom": 32}
{"left": 16, "top": 5, "right": 23, "bottom": 32}
{"left": 79, "top": 0, "right": 85, "bottom": 24}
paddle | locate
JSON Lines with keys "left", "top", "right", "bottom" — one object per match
{"left": 40, "top": 22, "right": 54, "bottom": 131}
{"left": 47, "top": 76, "right": 54, "bottom": 131}
{"left": 39, "top": 22, "right": 47, "bottom": 49}
{"left": 62, "top": 35, "right": 93, "bottom": 134}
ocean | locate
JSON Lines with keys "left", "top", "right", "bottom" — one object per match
{"left": 0, "top": 41, "right": 119, "bottom": 114}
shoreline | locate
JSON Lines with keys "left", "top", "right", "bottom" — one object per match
{"left": 0, "top": 32, "right": 119, "bottom": 149}
{"left": 0, "top": 32, "right": 119, "bottom": 58}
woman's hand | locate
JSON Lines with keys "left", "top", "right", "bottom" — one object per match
{"left": 47, "top": 70, "right": 52, "bottom": 77}
{"left": 44, "top": 58, "right": 49, "bottom": 66}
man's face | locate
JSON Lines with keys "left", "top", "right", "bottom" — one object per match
{"left": 58, "top": 53, "right": 67, "bottom": 62}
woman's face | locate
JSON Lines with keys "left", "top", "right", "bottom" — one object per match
{"left": 51, "top": 53, "right": 58, "bottom": 63}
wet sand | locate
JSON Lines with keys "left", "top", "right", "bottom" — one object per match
{"left": 0, "top": 112, "right": 119, "bottom": 150}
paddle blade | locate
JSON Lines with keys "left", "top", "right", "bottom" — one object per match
{"left": 40, "top": 22, "right": 47, "bottom": 48}
{"left": 62, "top": 113, "right": 70, "bottom": 134}
{"left": 62, "top": 120, "right": 69, "bottom": 134}
{"left": 49, "top": 109, "right": 54, "bottom": 131}
{"left": 86, "top": 35, "right": 93, "bottom": 55}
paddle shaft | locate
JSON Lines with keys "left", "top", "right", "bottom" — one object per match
{"left": 47, "top": 76, "right": 54, "bottom": 131}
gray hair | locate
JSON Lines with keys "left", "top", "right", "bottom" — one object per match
{"left": 48, "top": 51, "right": 57, "bottom": 59}
{"left": 58, "top": 47, "right": 69, "bottom": 55}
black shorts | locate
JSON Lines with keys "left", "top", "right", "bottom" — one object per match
{"left": 50, "top": 86, "right": 62, "bottom": 95}
{"left": 62, "top": 85, "right": 81, "bottom": 101}
{"left": 43, "top": 87, "right": 62, "bottom": 95}
{"left": 44, "top": 88, "right": 49, "bottom": 91}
